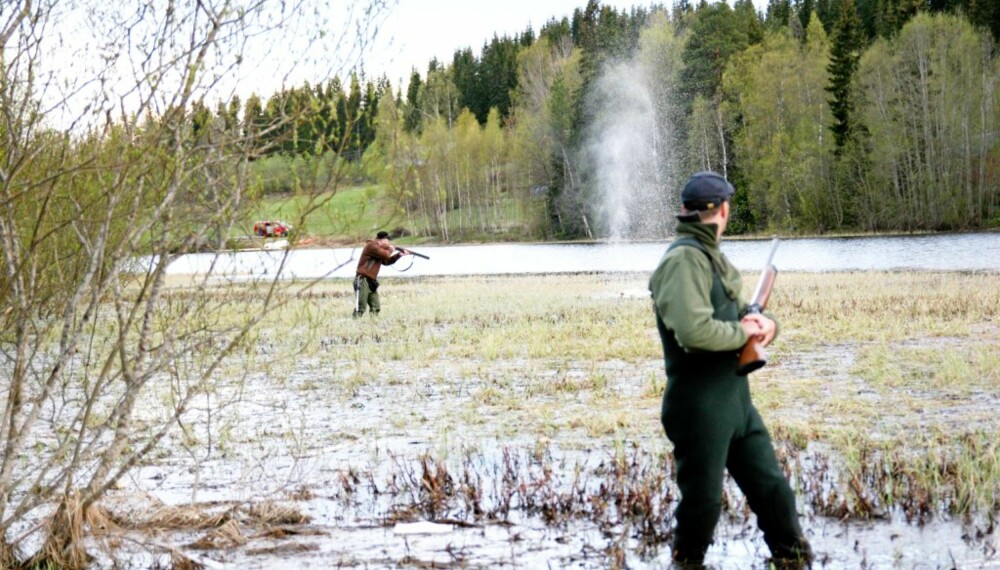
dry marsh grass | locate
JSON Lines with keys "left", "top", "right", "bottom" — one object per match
{"left": 222, "top": 271, "right": 999, "bottom": 436}
{"left": 154, "top": 270, "right": 999, "bottom": 524}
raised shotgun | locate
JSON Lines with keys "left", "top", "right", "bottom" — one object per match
{"left": 737, "top": 237, "right": 779, "bottom": 375}
{"left": 395, "top": 247, "right": 430, "bottom": 260}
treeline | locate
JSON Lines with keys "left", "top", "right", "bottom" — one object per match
{"left": 201, "top": 0, "right": 1000, "bottom": 238}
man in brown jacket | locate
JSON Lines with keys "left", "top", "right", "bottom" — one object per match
{"left": 353, "top": 231, "right": 410, "bottom": 317}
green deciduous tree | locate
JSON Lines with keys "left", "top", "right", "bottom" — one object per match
{"left": 855, "top": 12, "right": 1000, "bottom": 230}
{"left": 508, "top": 36, "right": 579, "bottom": 237}
{"left": 420, "top": 66, "right": 461, "bottom": 128}
{"left": 727, "top": 16, "right": 840, "bottom": 232}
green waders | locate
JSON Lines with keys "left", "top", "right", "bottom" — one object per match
{"left": 353, "top": 275, "right": 380, "bottom": 317}
{"left": 656, "top": 239, "right": 810, "bottom": 563}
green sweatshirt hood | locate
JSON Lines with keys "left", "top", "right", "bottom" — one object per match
{"left": 675, "top": 220, "right": 720, "bottom": 248}
{"left": 674, "top": 221, "right": 741, "bottom": 301}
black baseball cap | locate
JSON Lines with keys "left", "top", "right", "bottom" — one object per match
{"left": 677, "top": 171, "right": 735, "bottom": 221}
{"left": 376, "top": 231, "right": 391, "bottom": 239}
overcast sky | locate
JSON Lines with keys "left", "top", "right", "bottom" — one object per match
{"left": 41, "top": 1, "right": 767, "bottom": 128}
{"left": 364, "top": 0, "right": 642, "bottom": 87}
{"left": 359, "top": 0, "right": 766, "bottom": 91}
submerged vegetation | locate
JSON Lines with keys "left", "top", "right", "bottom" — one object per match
{"left": 54, "top": 269, "right": 986, "bottom": 567}
{"left": 3, "top": 267, "right": 998, "bottom": 566}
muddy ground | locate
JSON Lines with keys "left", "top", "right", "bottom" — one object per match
{"left": 50, "top": 273, "right": 1000, "bottom": 568}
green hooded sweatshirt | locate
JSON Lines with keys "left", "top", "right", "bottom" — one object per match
{"left": 649, "top": 221, "right": 777, "bottom": 353}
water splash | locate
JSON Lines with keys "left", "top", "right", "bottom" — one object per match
{"left": 584, "top": 56, "right": 680, "bottom": 241}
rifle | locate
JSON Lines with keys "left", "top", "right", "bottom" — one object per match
{"left": 396, "top": 247, "right": 430, "bottom": 260}
{"left": 737, "top": 238, "right": 779, "bottom": 375}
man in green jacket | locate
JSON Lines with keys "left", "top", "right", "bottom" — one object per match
{"left": 649, "top": 172, "right": 812, "bottom": 566}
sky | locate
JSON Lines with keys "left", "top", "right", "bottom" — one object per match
{"left": 35, "top": 0, "right": 767, "bottom": 129}
{"left": 363, "top": 0, "right": 641, "bottom": 88}
{"left": 238, "top": 0, "right": 768, "bottom": 98}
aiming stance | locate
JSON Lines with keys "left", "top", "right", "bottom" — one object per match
{"left": 649, "top": 172, "right": 812, "bottom": 565}
{"left": 353, "top": 231, "right": 410, "bottom": 317}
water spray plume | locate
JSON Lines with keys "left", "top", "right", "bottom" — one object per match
{"left": 585, "top": 57, "right": 680, "bottom": 241}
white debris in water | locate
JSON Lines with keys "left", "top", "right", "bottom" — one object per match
{"left": 393, "top": 520, "right": 454, "bottom": 535}
{"left": 262, "top": 238, "right": 289, "bottom": 250}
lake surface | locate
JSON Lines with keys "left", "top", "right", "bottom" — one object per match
{"left": 164, "top": 232, "right": 1000, "bottom": 279}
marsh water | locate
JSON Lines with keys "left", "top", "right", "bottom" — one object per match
{"left": 165, "top": 232, "right": 1000, "bottom": 279}
{"left": 120, "top": 348, "right": 998, "bottom": 570}
{"left": 135, "top": 235, "right": 1000, "bottom": 569}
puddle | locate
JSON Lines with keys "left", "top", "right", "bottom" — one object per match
{"left": 7, "top": 274, "right": 999, "bottom": 568}
{"left": 108, "top": 441, "right": 998, "bottom": 569}
{"left": 107, "top": 346, "right": 998, "bottom": 569}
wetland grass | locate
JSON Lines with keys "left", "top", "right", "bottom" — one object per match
{"left": 206, "top": 271, "right": 1000, "bottom": 491}
{"left": 94, "top": 271, "right": 1000, "bottom": 566}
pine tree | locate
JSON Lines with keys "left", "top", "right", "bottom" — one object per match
{"left": 798, "top": 0, "right": 816, "bottom": 34}
{"left": 678, "top": 2, "right": 751, "bottom": 103}
{"left": 826, "top": 0, "right": 862, "bottom": 152}
{"left": 404, "top": 70, "right": 423, "bottom": 134}
{"left": 766, "top": 0, "right": 792, "bottom": 28}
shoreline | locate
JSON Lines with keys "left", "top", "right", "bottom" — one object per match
{"left": 262, "top": 227, "right": 1000, "bottom": 250}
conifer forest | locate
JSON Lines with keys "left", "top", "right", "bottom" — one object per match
{"left": 233, "top": 0, "right": 1000, "bottom": 239}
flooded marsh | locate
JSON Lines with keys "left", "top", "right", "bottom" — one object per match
{"left": 23, "top": 272, "right": 1000, "bottom": 568}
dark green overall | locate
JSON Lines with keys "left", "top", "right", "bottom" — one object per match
{"left": 655, "top": 238, "right": 808, "bottom": 562}
{"left": 354, "top": 275, "right": 380, "bottom": 317}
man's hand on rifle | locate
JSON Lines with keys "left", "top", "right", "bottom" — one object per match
{"left": 740, "top": 314, "right": 776, "bottom": 347}
{"left": 395, "top": 247, "right": 412, "bottom": 256}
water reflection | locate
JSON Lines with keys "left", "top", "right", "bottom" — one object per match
{"left": 164, "top": 232, "right": 1000, "bottom": 279}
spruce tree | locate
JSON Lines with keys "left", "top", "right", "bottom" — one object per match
{"left": 798, "top": 0, "right": 816, "bottom": 34}
{"left": 403, "top": 70, "right": 422, "bottom": 134}
{"left": 766, "top": 0, "right": 792, "bottom": 28}
{"left": 969, "top": 0, "right": 1000, "bottom": 41}
{"left": 826, "top": 0, "right": 862, "bottom": 152}
{"left": 815, "top": 0, "right": 836, "bottom": 32}
{"left": 451, "top": 48, "right": 479, "bottom": 123}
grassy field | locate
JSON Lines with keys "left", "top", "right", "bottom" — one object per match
{"left": 109, "top": 270, "right": 1000, "bottom": 567}
{"left": 250, "top": 184, "right": 543, "bottom": 245}
{"left": 201, "top": 270, "right": 1000, "bottom": 514}
{"left": 249, "top": 184, "right": 409, "bottom": 244}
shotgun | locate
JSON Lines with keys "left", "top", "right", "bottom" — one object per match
{"left": 396, "top": 247, "right": 430, "bottom": 260}
{"left": 737, "top": 238, "right": 779, "bottom": 375}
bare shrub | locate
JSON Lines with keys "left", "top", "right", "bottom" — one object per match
{"left": 0, "top": 0, "right": 386, "bottom": 566}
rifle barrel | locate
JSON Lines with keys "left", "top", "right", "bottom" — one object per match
{"left": 750, "top": 238, "right": 780, "bottom": 305}
{"left": 763, "top": 237, "right": 780, "bottom": 267}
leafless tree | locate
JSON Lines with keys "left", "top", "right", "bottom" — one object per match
{"left": 0, "top": 1, "right": 387, "bottom": 566}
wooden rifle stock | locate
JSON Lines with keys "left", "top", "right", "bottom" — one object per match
{"left": 737, "top": 238, "right": 779, "bottom": 375}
